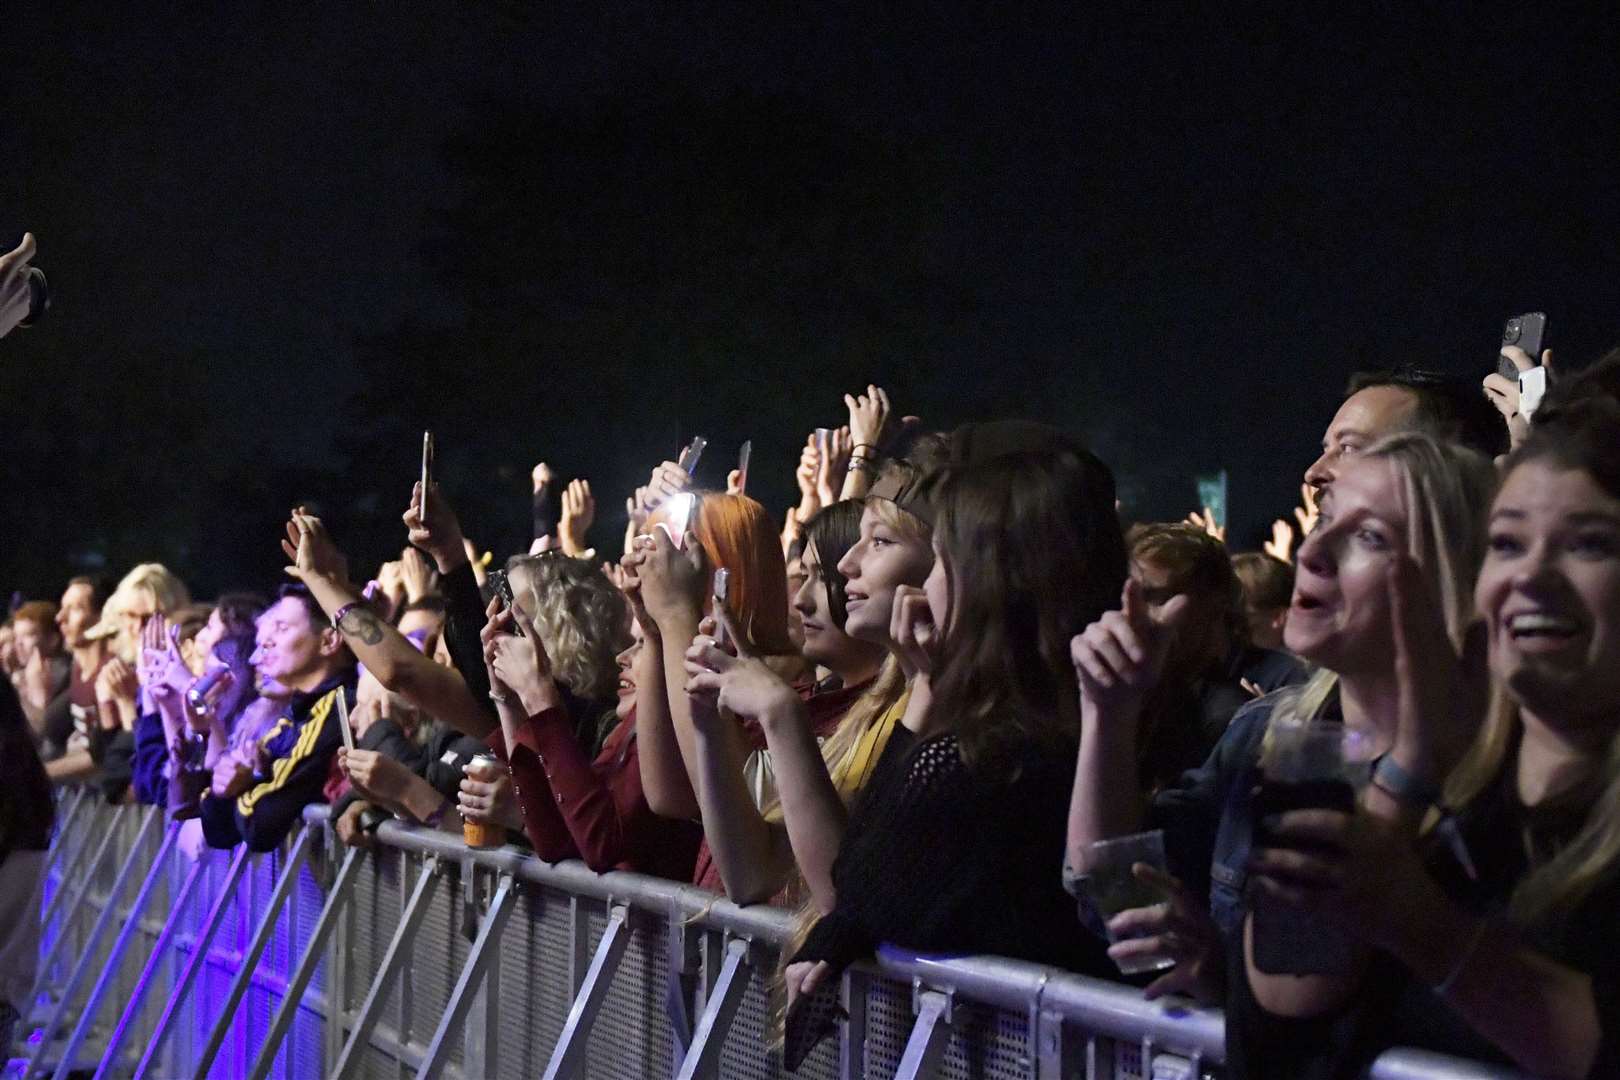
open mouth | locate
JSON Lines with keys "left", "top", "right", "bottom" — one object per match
{"left": 1292, "top": 591, "right": 1330, "bottom": 613}
{"left": 1506, "top": 611, "right": 1582, "bottom": 644}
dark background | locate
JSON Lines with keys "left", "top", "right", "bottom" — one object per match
{"left": 3, "top": 5, "right": 1617, "bottom": 601}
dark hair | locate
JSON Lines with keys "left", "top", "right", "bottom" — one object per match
{"left": 211, "top": 632, "right": 261, "bottom": 734}
{"left": 1232, "top": 551, "right": 1295, "bottom": 612}
{"left": 169, "top": 604, "right": 212, "bottom": 645}
{"left": 214, "top": 591, "right": 268, "bottom": 638}
{"left": 1346, "top": 367, "right": 1508, "bottom": 459}
{"left": 927, "top": 446, "right": 1129, "bottom": 779}
{"left": 801, "top": 500, "right": 864, "bottom": 628}
{"left": 67, "top": 574, "right": 111, "bottom": 613}
{"left": 0, "top": 680, "right": 53, "bottom": 857}
{"left": 1507, "top": 396, "right": 1620, "bottom": 502}
{"left": 1533, "top": 346, "right": 1620, "bottom": 429}
{"left": 1127, "top": 522, "right": 1247, "bottom": 646}
{"left": 276, "top": 583, "right": 333, "bottom": 632}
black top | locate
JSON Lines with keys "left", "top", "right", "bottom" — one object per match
{"left": 793, "top": 724, "right": 1109, "bottom": 980}
{"left": 1228, "top": 745, "right": 1620, "bottom": 1079}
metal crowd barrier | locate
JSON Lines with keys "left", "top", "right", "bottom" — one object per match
{"left": 9, "top": 789, "right": 1528, "bottom": 1080}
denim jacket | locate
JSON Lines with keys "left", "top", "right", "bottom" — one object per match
{"left": 1151, "top": 695, "right": 1277, "bottom": 940}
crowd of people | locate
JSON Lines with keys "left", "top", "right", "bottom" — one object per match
{"left": 4, "top": 233, "right": 1620, "bottom": 1075}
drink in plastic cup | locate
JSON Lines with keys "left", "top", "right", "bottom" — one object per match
{"left": 461, "top": 753, "right": 503, "bottom": 849}
{"left": 1080, "top": 828, "right": 1175, "bottom": 975}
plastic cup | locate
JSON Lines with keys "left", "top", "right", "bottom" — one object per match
{"left": 1080, "top": 829, "right": 1175, "bottom": 975}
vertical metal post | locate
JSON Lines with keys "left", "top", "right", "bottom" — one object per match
{"left": 665, "top": 913, "right": 702, "bottom": 1068}
{"left": 674, "top": 937, "right": 754, "bottom": 1080}
{"left": 892, "top": 989, "right": 952, "bottom": 1080}
{"left": 190, "top": 829, "right": 315, "bottom": 1079}
{"left": 30, "top": 804, "right": 132, "bottom": 1000}
{"left": 93, "top": 848, "right": 208, "bottom": 1080}
{"left": 41, "top": 787, "right": 86, "bottom": 875}
{"left": 50, "top": 820, "right": 178, "bottom": 1080}
{"left": 1033, "top": 1006, "right": 1079, "bottom": 1080}
{"left": 542, "top": 903, "right": 632, "bottom": 1080}
{"left": 461, "top": 868, "right": 501, "bottom": 1080}
{"left": 331, "top": 856, "right": 442, "bottom": 1080}
{"left": 23, "top": 806, "right": 159, "bottom": 1079}
{"left": 133, "top": 843, "right": 252, "bottom": 1079}
{"left": 412, "top": 873, "right": 516, "bottom": 1080}
{"left": 841, "top": 970, "right": 871, "bottom": 1080}
{"left": 246, "top": 845, "right": 365, "bottom": 1080}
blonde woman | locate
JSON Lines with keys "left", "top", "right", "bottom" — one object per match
{"left": 91, "top": 563, "right": 191, "bottom": 663}
{"left": 1066, "top": 429, "right": 1497, "bottom": 1034}
{"left": 1242, "top": 402, "right": 1620, "bottom": 1078}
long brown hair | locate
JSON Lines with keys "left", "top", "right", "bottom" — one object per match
{"left": 927, "top": 447, "right": 1128, "bottom": 779}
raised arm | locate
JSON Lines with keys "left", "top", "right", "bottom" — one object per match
{"left": 282, "top": 509, "right": 494, "bottom": 738}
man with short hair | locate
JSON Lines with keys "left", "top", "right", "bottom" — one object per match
{"left": 10, "top": 601, "right": 69, "bottom": 741}
{"left": 199, "top": 584, "right": 356, "bottom": 852}
{"left": 1304, "top": 368, "right": 1507, "bottom": 491}
{"left": 39, "top": 578, "right": 111, "bottom": 768}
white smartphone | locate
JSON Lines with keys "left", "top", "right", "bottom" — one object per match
{"left": 420, "top": 431, "right": 435, "bottom": 521}
{"left": 657, "top": 492, "right": 696, "bottom": 550}
{"left": 711, "top": 568, "right": 731, "bottom": 648}
{"left": 336, "top": 686, "right": 355, "bottom": 753}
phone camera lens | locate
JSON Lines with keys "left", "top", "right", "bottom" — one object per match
{"left": 1503, "top": 318, "right": 1521, "bottom": 345}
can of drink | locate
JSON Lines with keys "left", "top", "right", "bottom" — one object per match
{"left": 462, "top": 752, "right": 502, "bottom": 849}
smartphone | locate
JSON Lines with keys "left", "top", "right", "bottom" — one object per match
{"left": 658, "top": 492, "right": 696, "bottom": 550}
{"left": 711, "top": 568, "right": 731, "bottom": 648}
{"left": 677, "top": 436, "right": 707, "bottom": 476}
{"left": 1248, "top": 775, "right": 1358, "bottom": 975}
{"left": 735, "top": 440, "right": 752, "bottom": 495}
{"left": 420, "top": 431, "right": 435, "bottom": 521}
{"left": 487, "top": 569, "right": 525, "bottom": 637}
{"left": 814, "top": 428, "right": 832, "bottom": 459}
{"left": 336, "top": 684, "right": 355, "bottom": 753}
{"left": 1499, "top": 312, "right": 1548, "bottom": 380}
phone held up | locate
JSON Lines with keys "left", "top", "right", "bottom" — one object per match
{"left": 711, "top": 569, "right": 731, "bottom": 649}
{"left": 1501, "top": 312, "right": 1549, "bottom": 420}
{"left": 420, "top": 431, "right": 435, "bottom": 521}
{"left": 487, "top": 569, "right": 525, "bottom": 638}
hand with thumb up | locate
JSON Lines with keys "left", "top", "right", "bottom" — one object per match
{"left": 1070, "top": 578, "right": 1191, "bottom": 720}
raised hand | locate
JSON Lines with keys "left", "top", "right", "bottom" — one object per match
{"left": 1186, "top": 507, "right": 1226, "bottom": 543}
{"left": 684, "top": 610, "right": 799, "bottom": 728}
{"left": 404, "top": 480, "right": 469, "bottom": 574}
{"left": 637, "top": 462, "right": 691, "bottom": 519}
{"left": 0, "top": 233, "right": 37, "bottom": 338}
{"left": 889, "top": 585, "right": 939, "bottom": 676}
{"left": 795, "top": 434, "right": 821, "bottom": 514}
{"left": 481, "top": 596, "right": 559, "bottom": 716}
{"left": 1294, "top": 483, "right": 1320, "bottom": 537}
{"left": 1263, "top": 518, "right": 1296, "bottom": 564}
{"left": 815, "top": 426, "right": 852, "bottom": 507}
{"left": 399, "top": 547, "right": 440, "bottom": 604}
{"left": 630, "top": 525, "right": 707, "bottom": 627}
{"left": 531, "top": 461, "right": 553, "bottom": 494}
{"left": 844, "top": 384, "right": 892, "bottom": 452}
{"left": 1071, "top": 578, "right": 1190, "bottom": 717}
{"left": 1385, "top": 554, "right": 1489, "bottom": 786}
{"left": 560, "top": 478, "right": 596, "bottom": 557}
{"left": 281, "top": 509, "right": 352, "bottom": 587}
{"left": 138, "top": 614, "right": 191, "bottom": 700}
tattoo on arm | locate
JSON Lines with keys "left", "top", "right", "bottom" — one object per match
{"left": 338, "top": 607, "right": 386, "bottom": 646}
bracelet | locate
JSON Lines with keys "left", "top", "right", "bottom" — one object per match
{"left": 846, "top": 457, "right": 878, "bottom": 473}
{"left": 422, "top": 797, "right": 452, "bottom": 830}
{"left": 1433, "top": 918, "right": 1489, "bottom": 996}
{"left": 852, "top": 443, "right": 878, "bottom": 453}
{"left": 1371, "top": 753, "right": 1444, "bottom": 810}
{"left": 331, "top": 600, "right": 367, "bottom": 631}
{"left": 489, "top": 690, "right": 513, "bottom": 704}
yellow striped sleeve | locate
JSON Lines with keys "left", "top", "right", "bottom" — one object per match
{"left": 237, "top": 689, "right": 339, "bottom": 817}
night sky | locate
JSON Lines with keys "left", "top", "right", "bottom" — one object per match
{"left": 4, "top": 5, "right": 1618, "bottom": 599}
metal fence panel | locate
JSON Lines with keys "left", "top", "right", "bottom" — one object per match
{"left": 19, "top": 793, "right": 1530, "bottom": 1080}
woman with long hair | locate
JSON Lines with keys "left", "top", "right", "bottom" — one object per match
{"left": 777, "top": 428, "right": 1127, "bottom": 1062}
{"left": 1066, "top": 431, "right": 1498, "bottom": 1068}
{"left": 1239, "top": 402, "right": 1620, "bottom": 1078}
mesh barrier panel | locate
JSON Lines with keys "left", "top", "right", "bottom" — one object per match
{"left": 21, "top": 796, "right": 1523, "bottom": 1080}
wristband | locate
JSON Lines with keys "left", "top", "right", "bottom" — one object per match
{"left": 331, "top": 600, "right": 368, "bottom": 632}
{"left": 852, "top": 443, "right": 879, "bottom": 454}
{"left": 422, "top": 797, "right": 452, "bottom": 830}
{"left": 1371, "top": 753, "right": 1444, "bottom": 810}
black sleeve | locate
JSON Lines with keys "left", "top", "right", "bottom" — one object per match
{"left": 226, "top": 689, "right": 348, "bottom": 852}
{"left": 533, "top": 486, "right": 559, "bottom": 542}
{"left": 419, "top": 734, "right": 490, "bottom": 801}
{"left": 1151, "top": 700, "right": 1268, "bottom": 900}
{"left": 442, "top": 561, "right": 497, "bottom": 716}
{"left": 359, "top": 718, "right": 424, "bottom": 771}
{"left": 98, "top": 731, "right": 137, "bottom": 803}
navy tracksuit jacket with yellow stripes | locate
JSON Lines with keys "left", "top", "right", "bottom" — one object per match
{"left": 200, "top": 675, "right": 357, "bottom": 852}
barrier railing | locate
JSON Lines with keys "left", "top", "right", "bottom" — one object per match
{"left": 9, "top": 790, "right": 1528, "bottom": 1080}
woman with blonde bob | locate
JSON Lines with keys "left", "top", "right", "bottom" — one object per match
{"left": 93, "top": 563, "right": 191, "bottom": 662}
{"left": 1066, "top": 430, "right": 1498, "bottom": 1054}
{"left": 1237, "top": 402, "right": 1620, "bottom": 1078}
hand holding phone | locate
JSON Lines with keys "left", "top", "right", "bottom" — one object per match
{"left": 337, "top": 684, "right": 355, "bottom": 754}
{"left": 420, "top": 431, "right": 435, "bottom": 522}
{"left": 677, "top": 436, "right": 707, "bottom": 476}
{"left": 1498, "top": 312, "right": 1547, "bottom": 381}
